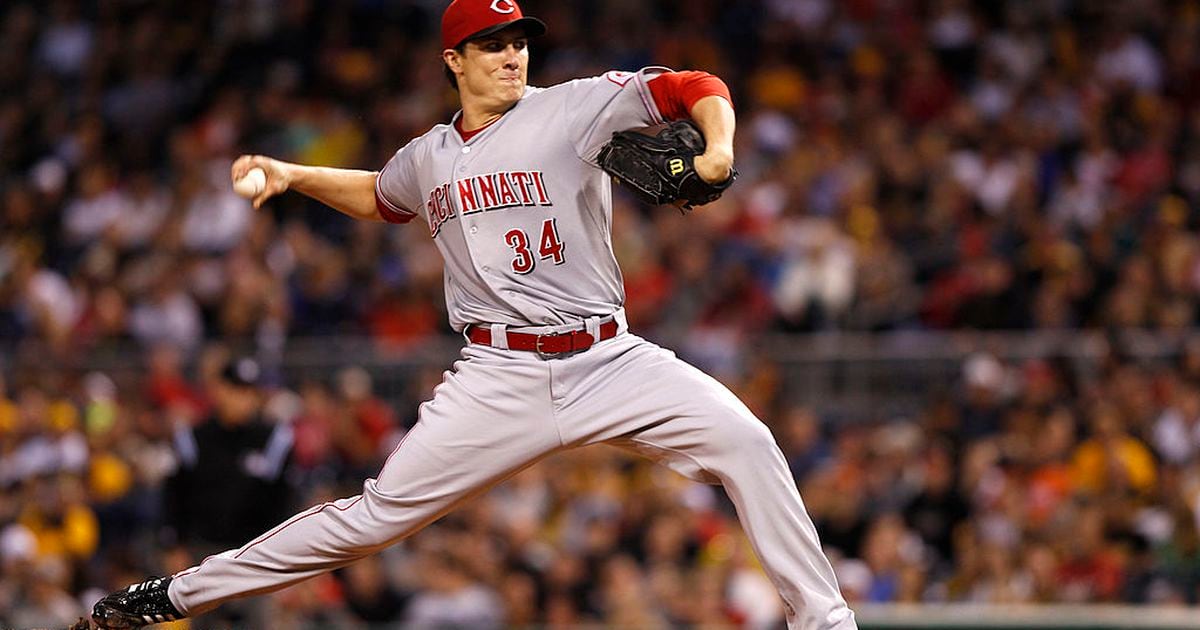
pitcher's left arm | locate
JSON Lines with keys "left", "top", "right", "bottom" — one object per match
{"left": 648, "top": 71, "right": 735, "bottom": 183}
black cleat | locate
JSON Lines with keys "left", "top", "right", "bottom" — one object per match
{"left": 91, "top": 576, "right": 184, "bottom": 629}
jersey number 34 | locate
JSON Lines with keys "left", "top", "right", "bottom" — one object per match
{"left": 505, "top": 219, "right": 565, "bottom": 274}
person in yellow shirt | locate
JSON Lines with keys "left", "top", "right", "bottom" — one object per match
{"left": 18, "top": 474, "right": 99, "bottom": 561}
{"left": 1071, "top": 401, "right": 1157, "bottom": 495}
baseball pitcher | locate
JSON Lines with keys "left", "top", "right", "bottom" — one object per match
{"left": 91, "top": 1, "right": 856, "bottom": 628}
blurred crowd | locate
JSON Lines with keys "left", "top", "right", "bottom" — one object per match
{"left": 4, "top": 0, "right": 1200, "bottom": 626}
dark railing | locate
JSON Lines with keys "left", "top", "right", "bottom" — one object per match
{"left": 6, "top": 328, "right": 1196, "bottom": 419}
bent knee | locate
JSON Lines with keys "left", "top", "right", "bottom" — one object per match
{"left": 719, "top": 417, "right": 780, "bottom": 456}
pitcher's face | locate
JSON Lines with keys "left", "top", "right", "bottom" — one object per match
{"left": 447, "top": 28, "right": 529, "bottom": 108}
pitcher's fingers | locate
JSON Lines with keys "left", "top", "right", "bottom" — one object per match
{"left": 252, "top": 180, "right": 283, "bottom": 209}
{"left": 252, "top": 190, "right": 269, "bottom": 209}
{"left": 232, "top": 154, "right": 270, "bottom": 181}
{"left": 231, "top": 155, "right": 256, "bottom": 181}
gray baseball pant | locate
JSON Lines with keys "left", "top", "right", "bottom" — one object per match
{"left": 168, "top": 327, "right": 856, "bottom": 629}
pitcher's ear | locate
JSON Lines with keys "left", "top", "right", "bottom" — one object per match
{"left": 443, "top": 49, "right": 463, "bottom": 73}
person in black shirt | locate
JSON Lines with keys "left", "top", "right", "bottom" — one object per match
{"left": 164, "top": 356, "right": 293, "bottom": 551}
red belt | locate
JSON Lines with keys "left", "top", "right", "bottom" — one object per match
{"left": 466, "top": 320, "right": 618, "bottom": 356}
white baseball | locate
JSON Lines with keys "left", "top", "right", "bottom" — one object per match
{"left": 233, "top": 167, "right": 267, "bottom": 199}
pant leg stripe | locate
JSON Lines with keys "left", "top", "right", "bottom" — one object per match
{"left": 233, "top": 495, "right": 364, "bottom": 559}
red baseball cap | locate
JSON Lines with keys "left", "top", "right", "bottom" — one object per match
{"left": 441, "top": 0, "right": 547, "bottom": 50}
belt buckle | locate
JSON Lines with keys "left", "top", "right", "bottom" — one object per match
{"left": 534, "top": 333, "right": 556, "bottom": 359}
{"left": 535, "top": 329, "right": 593, "bottom": 358}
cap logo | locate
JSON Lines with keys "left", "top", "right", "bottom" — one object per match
{"left": 490, "top": 0, "right": 516, "bottom": 14}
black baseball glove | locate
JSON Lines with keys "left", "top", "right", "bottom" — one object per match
{"left": 597, "top": 120, "right": 737, "bottom": 210}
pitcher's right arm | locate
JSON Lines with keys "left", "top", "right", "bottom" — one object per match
{"left": 231, "top": 155, "right": 386, "bottom": 222}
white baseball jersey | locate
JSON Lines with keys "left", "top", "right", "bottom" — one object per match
{"left": 375, "top": 67, "right": 671, "bottom": 332}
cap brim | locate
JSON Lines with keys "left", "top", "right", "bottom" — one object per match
{"left": 460, "top": 16, "right": 546, "bottom": 47}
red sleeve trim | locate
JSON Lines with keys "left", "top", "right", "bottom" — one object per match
{"left": 647, "top": 71, "right": 733, "bottom": 121}
{"left": 374, "top": 174, "right": 417, "bottom": 224}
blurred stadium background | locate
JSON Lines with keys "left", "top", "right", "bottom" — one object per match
{"left": 3, "top": 0, "right": 1200, "bottom": 628}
